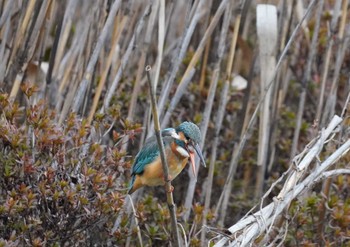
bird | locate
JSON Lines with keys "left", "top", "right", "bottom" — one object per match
{"left": 128, "top": 121, "right": 206, "bottom": 194}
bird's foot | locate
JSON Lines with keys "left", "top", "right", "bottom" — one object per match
{"left": 162, "top": 175, "right": 174, "bottom": 193}
{"left": 165, "top": 174, "right": 172, "bottom": 182}
{"left": 167, "top": 185, "right": 174, "bottom": 193}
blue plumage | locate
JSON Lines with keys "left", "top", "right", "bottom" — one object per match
{"left": 128, "top": 122, "right": 206, "bottom": 194}
{"left": 129, "top": 128, "right": 176, "bottom": 191}
{"left": 176, "top": 121, "right": 202, "bottom": 144}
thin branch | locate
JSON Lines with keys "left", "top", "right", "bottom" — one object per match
{"left": 145, "top": 65, "right": 181, "bottom": 247}
{"left": 129, "top": 195, "right": 143, "bottom": 247}
{"left": 214, "top": 116, "right": 349, "bottom": 246}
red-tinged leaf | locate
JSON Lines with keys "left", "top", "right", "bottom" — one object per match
{"left": 112, "top": 130, "right": 119, "bottom": 142}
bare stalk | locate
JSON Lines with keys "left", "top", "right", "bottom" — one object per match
{"left": 156, "top": 0, "right": 203, "bottom": 121}
{"left": 215, "top": 0, "right": 317, "bottom": 221}
{"left": 103, "top": 4, "right": 151, "bottom": 112}
{"left": 87, "top": 15, "right": 126, "bottom": 125}
{"left": 129, "top": 195, "right": 143, "bottom": 247}
{"left": 199, "top": 3, "right": 233, "bottom": 244}
{"left": 290, "top": 0, "right": 324, "bottom": 158}
{"left": 145, "top": 66, "right": 181, "bottom": 247}
{"left": 50, "top": 0, "right": 78, "bottom": 81}
{"left": 214, "top": 115, "right": 347, "bottom": 247}
{"left": 9, "top": 0, "right": 52, "bottom": 99}
{"left": 216, "top": 13, "right": 242, "bottom": 228}
{"left": 161, "top": 0, "right": 231, "bottom": 128}
{"left": 255, "top": 4, "right": 278, "bottom": 199}
{"left": 72, "top": 0, "right": 122, "bottom": 113}
{"left": 315, "top": 0, "right": 343, "bottom": 125}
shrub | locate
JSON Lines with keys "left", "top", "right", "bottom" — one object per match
{"left": 0, "top": 93, "right": 140, "bottom": 246}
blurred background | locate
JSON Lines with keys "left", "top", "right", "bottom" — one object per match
{"left": 0, "top": 0, "right": 349, "bottom": 246}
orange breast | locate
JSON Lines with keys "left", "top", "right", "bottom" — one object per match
{"left": 132, "top": 143, "right": 189, "bottom": 192}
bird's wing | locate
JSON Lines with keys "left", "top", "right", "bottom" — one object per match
{"left": 131, "top": 132, "right": 174, "bottom": 175}
{"left": 131, "top": 140, "right": 160, "bottom": 175}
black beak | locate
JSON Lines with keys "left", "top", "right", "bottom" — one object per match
{"left": 193, "top": 143, "right": 206, "bottom": 167}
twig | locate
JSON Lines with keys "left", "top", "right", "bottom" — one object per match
{"left": 145, "top": 65, "right": 181, "bottom": 247}
{"left": 177, "top": 222, "right": 188, "bottom": 247}
{"left": 213, "top": 115, "right": 346, "bottom": 247}
{"left": 315, "top": 169, "right": 350, "bottom": 182}
{"left": 129, "top": 195, "right": 143, "bottom": 247}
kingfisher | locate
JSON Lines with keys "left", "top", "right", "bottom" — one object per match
{"left": 128, "top": 121, "right": 206, "bottom": 194}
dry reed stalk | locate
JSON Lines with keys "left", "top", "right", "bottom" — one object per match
{"left": 0, "top": 10, "right": 11, "bottom": 82}
{"left": 153, "top": 0, "right": 165, "bottom": 91}
{"left": 50, "top": 0, "right": 78, "bottom": 82}
{"left": 128, "top": 0, "right": 161, "bottom": 161}
{"left": 198, "top": 0, "right": 214, "bottom": 92}
{"left": 57, "top": 13, "right": 91, "bottom": 123}
{"left": 45, "top": 1, "right": 64, "bottom": 87}
{"left": 199, "top": 36, "right": 211, "bottom": 92}
{"left": 72, "top": 0, "right": 122, "bottom": 113}
{"left": 315, "top": 0, "right": 343, "bottom": 125}
{"left": 161, "top": 0, "right": 230, "bottom": 129}
{"left": 156, "top": 0, "right": 203, "bottom": 125}
{"left": 214, "top": 0, "right": 317, "bottom": 224}
{"left": 321, "top": 12, "right": 349, "bottom": 125}
{"left": 87, "top": 15, "right": 126, "bottom": 125}
{"left": 290, "top": 0, "right": 324, "bottom": 158}
{"left": 316, "top": 0, "right": 349, "bottom": 240}
{"left": 199, "top": 3, "right": 233, "bottom": 243}
{"left": 145, "top": 66, "right": 181, "bottom": 247}
{"left": 269, "top": 0, "right": 295, "bottom": 171}
{"left": 265, "top": 1, "right": 323, "bottom": 239}
{"left": 9, "top": 0, "right": 52, "bottom": 99}
{"left": 103, "top": 4, "right": 151, "bottom": 112}
{"left": 214, "top": 115, "right": 347, "bottom": 246}
{"left": 216, "top": 11, "right": 242, "bottom": 228}
{"left": 255, "top": 4, "right": 277, "bottom": 198}
{"left": 8, "top": 0, "right": 36, "bottom": 65}
{"left": 239, "top": 61, "right": 257, "bottom": 194}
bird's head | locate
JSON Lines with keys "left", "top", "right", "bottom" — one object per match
{"left": 175, "top": 121, "right": 206, "bottom": 175}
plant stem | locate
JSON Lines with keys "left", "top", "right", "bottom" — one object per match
{"left": 145, "top": 66, "right": 181, "bottom": 247}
